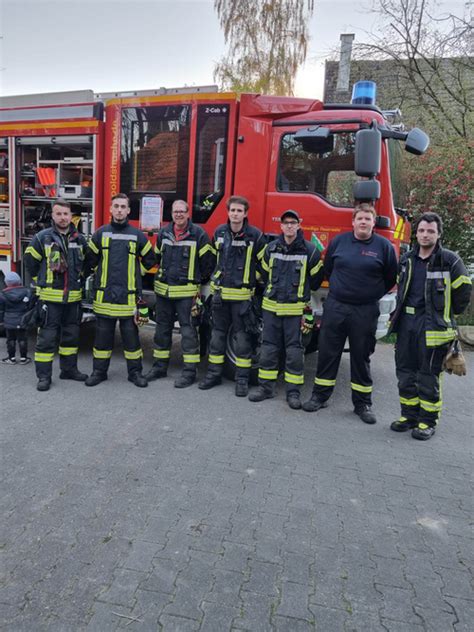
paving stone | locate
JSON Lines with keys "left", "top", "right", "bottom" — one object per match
{"left": 234, "top": 591, "right": 276, "bottom": 632}
{"left": 158, "top": 613, "right": 200, "bottom": 631}
{"left": 200, "top": 600, "right": 240, "bottom": 632}
{"left": 446, "top": 596, "right": 474, "bottom": 632}
{"left": 243, "top": 560, "right": 280, "bottom": 596}
{"left": 308, "top": 604, "right": 348, "bottom": 631}
{"left": 276, "top": 581, "right": 313, "bottom": 621}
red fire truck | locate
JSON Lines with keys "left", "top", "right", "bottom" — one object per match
{"left": 0, "top": 84, "right": 428, "bottom": 350}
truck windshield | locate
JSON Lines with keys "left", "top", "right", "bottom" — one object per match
{"left": 277, "top": 131, "right": 357, "bottom": 207}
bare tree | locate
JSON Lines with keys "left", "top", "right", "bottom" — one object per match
{"left": 354, "top": 0, "right": 473, "bottom": 143}
{"left": 214, "top": 0, "right": 315, "bottom": 95}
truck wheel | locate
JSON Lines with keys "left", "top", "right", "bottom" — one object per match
{"left": 304, "top": 328, "right": 320, "bottom": 355}
{"left": 223, "top": 325, "right": 260, "bottom": 385}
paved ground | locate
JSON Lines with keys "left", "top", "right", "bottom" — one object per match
{"left": 1, "top": 326, "right": 473, "bottom": 631}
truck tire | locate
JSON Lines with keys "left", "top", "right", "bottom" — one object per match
{"left": 223, "top": 325, "right": 260, "bottom": 385}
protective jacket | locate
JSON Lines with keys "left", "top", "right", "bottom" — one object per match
{"left": 389, "top": 243, "right": 471, "bottom": 347}
{"left": 24, "top": 223, "right": 88, "bottom": 303}
{"left": 88, "top": 220, "right": 155, "bottom": 318}
{"left": 154, "top": 221, "right": 214, "bottom": 299}
{"left": 0, "top": 286, "right": 33, "bottom": 328}
{"left": 210, "top": 220, "right": 265, "bottom": 300}
{"left": 260, "top": 230, "right": 323, "bottom": 316}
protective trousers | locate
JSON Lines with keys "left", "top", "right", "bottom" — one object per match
{"left": 207, "top": 298, "right": 252, "bottom": 382}
{"left": 313, "top": 296, "right": 379, "bottom": 409}
{"left": 395, "top": 310, "right": 448, "bottom": 427}
{"left": 35, "top": 302, "right": 81, "bottom": 379}
{"left": 6, "top": 328, "right": 28, "bottom": 359}
{"left": 92, "top": 316, "right": 143, "bottom": 377}
{"left": 258, "top": 311, "right": 304, "bottom": 395}
{"left": 152, "top": 295, "right": 199, "bottom": 378}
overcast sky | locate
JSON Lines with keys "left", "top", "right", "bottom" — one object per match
{"left": 0, "top": 0, "right": 467, "bottom": 99}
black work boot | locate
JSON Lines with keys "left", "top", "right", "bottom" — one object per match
{"left": 144, "top": 365, "right": 167, "bottom": 381}
{"left": 235, "top": 380, "right": 249, "bottom": 397}
{"left": 37, "top": 378, "right": 51, "bottom": 392}
{"left": 248, "top": 385, "right": 274, "bottom": 402}
{"left": 174, "top": 373, "right": 196, "bottom": 389}
{"left": 85, "top": 371, "right": 108, "bottom": 387}
{"left": 355, "top": 405, "right": 377, "bottom": 425}
{"left": 302, "top": 393, "right": 328, "bottom": 413}
{"left": 287, "top": 391, "right": 302, "bottom": 410}
{"left": 390, "top": 417, "right": 418, "bottom": 432}
{"left": 60, "top": 369, "right": 88, "bottom": 381}
{"left": 128, "top": 372, "right": 148, "bottom": 388}
{"left": 412, "top": 423, "right": 436, "bottom": 440}
{"left": 198, "top": 374, "right": 222, "bottom": 390}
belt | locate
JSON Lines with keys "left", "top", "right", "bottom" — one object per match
{"left": 404, "top": 305, "right": 425, "bottom": 314}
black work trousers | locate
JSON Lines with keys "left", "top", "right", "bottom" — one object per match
{"left": 35, "top": 301, "right": 81, "bottom": 379}
{"left": 395, "top": 311, "right": 448, "bottom": 427}
{"left": 207, "top": 298, "right": 252, "bottom": 382}
{"left": 152, "top": 295, "right": 199, "bottom": 378}
{"left": 313, "top": 296, "right": 379, "bottom": 409}
{"left": 92, "top": 315, "right": 143, "bottom": 377}
{"left": 258, "top": 310, "right": 304, "bottom": 394}
{"left": 6, "top": 328, "right": 28, "bottom": 359}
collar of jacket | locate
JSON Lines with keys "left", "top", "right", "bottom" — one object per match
{"left": 227, "top": 217, "right": 248, "bottom": 238}
{"left": 351, "top": 231, "right": 375, "bottom": 245}
{"left": 52, "top": 222, "right": 77, "bottom": 239}
{"left": 409, "top": 240, "right": 442, "bottom": 265}
{"left": 111, "top": 219, "right": 130, "bottom": 230}
{"left": 277, "top": 228, "right": 305, "bottom": 252}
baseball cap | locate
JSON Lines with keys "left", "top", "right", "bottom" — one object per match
{"left": 280, "top": 209, "right": 300, "bottom": 222}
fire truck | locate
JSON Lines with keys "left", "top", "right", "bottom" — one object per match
{"left": 0, "top": 84, "right": 428, "bottom": 356}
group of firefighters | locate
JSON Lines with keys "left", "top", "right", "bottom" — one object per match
{"left": 12, "top": 192, "right": 470, "bottom": 441}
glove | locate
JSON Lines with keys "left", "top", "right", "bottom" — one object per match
{"left": 134, "top": 298, "right": 149, "bottom": 327}
{"left": 443, "top": 339, "right": 467, "bottom": 376}
{"left": 191, "top": 294, "right": 203, "bottom": 327}
{"left": 48, "top": 244, "right": 67, "bottom": 273}
{"left": 301, "top": 306, "right": 314, "bottom": 335}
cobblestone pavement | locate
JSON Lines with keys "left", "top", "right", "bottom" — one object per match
{"left": 1, "top": 327, "right": 473, "bottom": 631}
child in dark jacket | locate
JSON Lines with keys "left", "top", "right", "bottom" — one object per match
{"left": 0, "top": 271, "right": 32, "bottom": 364}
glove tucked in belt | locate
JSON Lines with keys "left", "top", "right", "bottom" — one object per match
{"left": 134, "top": 298, "right": 149, "bottom": 327}
{"left": 443, "top": 339, "right": 467, "bottom": 376}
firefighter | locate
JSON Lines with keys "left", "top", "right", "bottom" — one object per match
{"left": 248, "top": 210, "right": 323, "bottom": 409}
{"left": 85, "top": 193, "right": 155, "bottom": 387}
{"left": 24, "top": 199, "right": 89, "bottom": 391}
{"left": 198, "top": 195, "right": 265, "bottom": 397}
{"left": 145, "top": 199, "right": 214, "bottom": 388}
{"left": 302, "top": 202, "right": 397, "bottom": 423}
{"left": 389, "top": 212, "right": 471, "bottom": 440}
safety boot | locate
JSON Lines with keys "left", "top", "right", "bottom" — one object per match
{"left": 37, "top": 378, "right": 51, "bottom": 392}
{"left": 248, "top": 385, "right": 274, "bottom": 402}
{"left": 174, "top": 373, "right": 196, "bottom": 388}
{"left": 412, "top": 423, "right": 436, "bottom": 441}
{"left": 287, "top": 392, "right": 302, "bottom": 410}
{"left": 198, "top": 374, "right": 222, "bottom": 390}
{"left": 144, "top": 366, "right": 167, "bottom": 381}
{"left": 355, "top": 405, "right": 377, "bottom": 425}
{"left": 390, "top": 417, "right": 418, "bottom": 432}
{"left": 60, "top": 369, "right": 88, "bottom": 381}
{"left": 302, "top": 393, "right": 328, "bottom": 413}
{"left": 85, "top": 371, "right": 108, "bottom": 387}
{"left": 235, "top": 380, "right": 249, "bottom": 397}
{"left": 128, "top": 373, "right": 148, "bottom": 388}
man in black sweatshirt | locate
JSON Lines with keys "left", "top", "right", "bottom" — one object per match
{"left": 303, "top": 203, "right": 397, "bottom": 423}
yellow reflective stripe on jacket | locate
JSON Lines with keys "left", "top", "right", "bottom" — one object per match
{"left": 199, "top": 243, "right": 212, "bottom": 257}
{"left": 183, "top": 353, "right": 200, "bottom": 363}
{"left": 154, "top": 280, "right": 199, "bottom": 298}
{"left": 258, "top": 368, "right": 278, "bottom": 380}
{"left": 425, "top": 329, "right": 456, "bottom": 346}
{"left": 35, "top": 352, "right": 54, "bottom": 362}
{"left": 243, "top": 243, "right": 253, "bottom": 285}
{"left": 93, "top": 348, "right": 113, "bottom": 359}
{"left": 210, "top": 284, "right": 252, "bottom": 301}
{"left": 93, "top": 300, "right": 135, "bottom": 317}
{"left": 124, "top": 349, "right": 143, "bottom": 360}
{"left": 400, "top": 396, "right": 419, "bottom": 406}
{"left": 452, "top": 274, "right": 471, "bottom": 289}
{"left": 100, "top": 235, "right": 110, "bottom": 289}
{"left": 262, "top": 297, "right": 305, "bottom": 316}
{"left": 297, "top": 259, "right": 307, "bottom": 299}
{"left": 153, "top": 349, "right": 171, "bottom": 359}
{"left": 58, "top": 346, "right": 78, "bottom": 356}
{"left": 351, "top": 382, "right": 373, "bottom": 393}
{"left": 44, "top": 245, "right": 53, "bottom": 284}
{"left": 88, "top": 238, "right": 99, "bottom": 254}
{"left": 443, "top": 276, "right": 451, "bottom": 324}
{"left": 310, "top": 260, "right": 323, "bottom": 276}
{"left": 209, "top": 354, "right": 225, "bottom": 365}
{"left": 420, "top": 398, "right": 442, "bottom": 413}
{"left": 25, "top": 245, "right": 42, "bottom": 261}
{"left": 284, "top": 372, "right": 304, "bottom": 385}
{"left": 314, "top": 377, "right": 336, "bottom": 387}
{"left": 39, "top": 288, "right": 82, "bottom": 303}
{"left": 141, "top": 240, "right": 152, "bottom": 256}
{"left": 236, "top": 357, "right": 252, "bottom": 369}
{"left": 261, "top": 256, "right": 270, "bottom": 273}
{"left": 128, "top": 240, "right": 137, "bottom": 303}
{"left": 188, "top": 243, "right": 197, "bottom": 281}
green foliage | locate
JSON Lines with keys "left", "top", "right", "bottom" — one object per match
{"left": 214, "top": 0, "right": 314, "bottom": 95}
{"left": 406, "top": 144, "right": 474, "bottom": 265}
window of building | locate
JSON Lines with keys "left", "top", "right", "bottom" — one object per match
{"left": 277, "top": 131, "right": 357, "bottom": 206}
{"left": 120, "top": 105, "right": 191, "bottom": 220}
{"left": 192, "top": 104, "right": 229, "bottom": 223}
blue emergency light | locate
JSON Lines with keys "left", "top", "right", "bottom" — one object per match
{"left": 351, "top": 81, "right": 377, "bottom": 105}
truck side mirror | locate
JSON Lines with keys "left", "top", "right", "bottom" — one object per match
{"left": 375, "top": 215, "right": 390, "bottom": 228}
{"left": 405, "top": 128, "right": 430, "bottom": 155}
{"left": 354, "top": 127, "right": 381, "bottom": 176}
{"left": 353, "top": 180, "right": 380, "bottom": 201}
